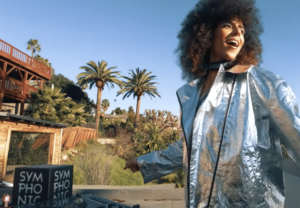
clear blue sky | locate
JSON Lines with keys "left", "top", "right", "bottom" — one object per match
{"left": 1, "top": 0, "right": 300, "bottom": 116}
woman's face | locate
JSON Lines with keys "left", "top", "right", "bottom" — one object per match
{"left": 209, "top": 17, "right": 245, "bottom": 63}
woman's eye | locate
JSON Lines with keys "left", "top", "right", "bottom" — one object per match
{"left": 222, "top": 23, "right": 232, "bottom": 28}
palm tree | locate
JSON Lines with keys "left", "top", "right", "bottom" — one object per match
{"left": 25, "top": 87, "right": 65, "bottom": 122}
{"left": 101, "top": 99, "right": 110, "bottom": 115}
{"left": 34, "top": 54, "right": 51, "bottom": 67}
{"left": 26, "top": 39, "right": 41, "bottom": 57}
{"left": 76, "top": 61, "right": 121, "bottom": 132}
{"left": 117, "top": 68, "right": 160, "bottom": 128}
{"left": 25, "top": 87, "right": 88, "bottom": 126}
{"left": 80, "top": 83, "right": 89, "bottom": 91}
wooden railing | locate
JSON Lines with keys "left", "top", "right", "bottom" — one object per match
{"left": 26, "top": 85, "right": 38, "bottom": 95}
{"left": 0, "top": 39, "right": 51, "bottom": 80}
{"left": 4, "top": 77, "right": 24, "bottom": 95}
{"left": 0, "top": 78, "right": 38, "bottom": 98}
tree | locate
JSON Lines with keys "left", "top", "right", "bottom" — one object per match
{"left": 135, "top": 109, "right": 180, "bottom": 155}
{"left": 55, "top": 97, "right": 89, "bottom": 126}
{"left": 76, "top": 61, "right": 122, "bottom": 132}
{"left": 101, "top": 99, "right": 110, "bottom": 115}
{"left": 34, "top": 54, "right": 51, "bottom": 67}
{"left": 117, "top": 68, "right": 160, "bottom": 129}
{"left": 25, "top": 87, "right": 88, "bottom": 126}
{"left": 26, "top": 39, "right": 41, "bottom": 57}
{"left": 128, "top": 106, "right": 134, "bottom": 113}
{"left": 25, "top": 87, "right": 64, "bottom": 122}
{"left": 45, "top": 73, "right": 94, "bottom": 120}
{"left": 144, "top": 110, "right": 179, "bottom": 133}
{"left": 111, "top": 107, "right": 124, "bottom": 115}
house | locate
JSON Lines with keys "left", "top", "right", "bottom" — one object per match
{"left": 0, "top": 39, "right": 51, "bottom": 115}
{"left": 102, "top": 114, "right": 128, "bottom": 123}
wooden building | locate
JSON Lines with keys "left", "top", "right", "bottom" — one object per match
{"left": 0, "top": 112, "right": 67, "bottom": 180}
{"left": 0, "top": 39, "right": 52, "bottom": 115}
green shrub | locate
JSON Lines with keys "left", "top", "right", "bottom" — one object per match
{"left": 71, "top": 142, "right": 114, "bottom": 185}
{"left": 109, "top": 157, "right": 144, "bottom": 186}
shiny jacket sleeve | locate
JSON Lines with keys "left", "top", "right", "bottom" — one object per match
{"left": 269, "top": 80, "right": 300, "bottom": 167}
{"left": 137, "top": 139, "right": 183, "bottom": 183}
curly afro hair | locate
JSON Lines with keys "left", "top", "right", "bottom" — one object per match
{"left": 176, "top": 0, "right": 263, "bottom": 81}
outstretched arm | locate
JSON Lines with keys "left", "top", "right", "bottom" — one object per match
{"left": 125, "top": 139, "right": 183, "bottom": 184}
{"left": 269, "top": 80, "right": 300, "bottom": 175}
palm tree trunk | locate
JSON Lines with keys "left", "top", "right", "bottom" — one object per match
{"left": 31, "top": 46, "right": 35, "bottom": 57}
{"left": 96, "top": 87, "right": 103, "bottom": 139}
{"left": 135, "top": 95, "right": 141, "bottom": 131}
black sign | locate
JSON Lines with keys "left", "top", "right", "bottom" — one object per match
{"left": 12, "top": 164, "right": 73, "bottom": 207}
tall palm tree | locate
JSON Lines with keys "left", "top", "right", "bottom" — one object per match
{"left": 117, "top": 68, "right": 160, "bottom": 128}
{"left": 26, "top": 39, "right": 41, "bottom": 57}
{"left": 76, "top": 61, "right": 121, "bottom": 132}
{"left": 101, "top": 99, "right": 110, "bottom": 115}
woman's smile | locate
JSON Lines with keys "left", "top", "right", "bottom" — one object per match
{"left": 210, "top": 18, "right": 245, "bottom": 62}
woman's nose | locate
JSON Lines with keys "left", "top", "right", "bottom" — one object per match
{"left": 232, "top": 26, "right": 242, "bottom": 36}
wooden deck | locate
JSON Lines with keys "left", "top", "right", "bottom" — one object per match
{"left": 0, "top": 39, "right": 51, "bottom": 113}
{"left": 0, "top": 39, "right": 51, "bottom": 80}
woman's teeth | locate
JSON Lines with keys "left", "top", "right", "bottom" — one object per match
{"left": 227, "top": 40, "right": 238, "bottom": 48}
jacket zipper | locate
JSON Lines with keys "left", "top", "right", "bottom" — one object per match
{"left": 206, "top": 74, "right": 237, "bottom": 207}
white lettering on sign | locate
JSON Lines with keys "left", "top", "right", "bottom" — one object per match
{"left": 53, "top": 190, "right": 69, "bottom": 207}
{"left": 20, "top": 171, "right": 43, "bottom": 182}
{"left": 53, "top": 180, "right": 70, "bottom": 192}
{"left": 17, "top": 171, "right": 44, "bottom": 205}
{"left": 18, "top": 183, "right": 43, "bottom": 194}
{"left": 53, "top": 170, "right": 71, "bottom": 206}
{"left": 54, "top": 170, "right": 70, "bottom": 181}
{"left": 16, "top": 168, "right": 72, "bottom": 206}
{"left": 18, "top": 195, "right": 41, "bottom": 204}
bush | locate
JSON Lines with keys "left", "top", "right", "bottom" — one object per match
{"left": 112, "top": 126, "right": 135, "bottom": 159}
{"left": 71, "top": 141, "right": 114, "bottom": 185}
{"left": 109, "top": 157, "right": 144, "bottom": 186}
{"left": 68, "top": 140, "right": 145, "bottom": 186}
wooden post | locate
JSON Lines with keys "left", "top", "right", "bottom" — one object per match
{"left": 40, "top": 79, "right": 44, "bottom": 89}
{"left": 2, "top": 62, "right": 7, "bottom": 89}
{"left": 23, "top": 71, "right": 28, "bottom": 96}
{"left": 0, "top": 92, "right": 3, "bottom": 110}
{"left": 48, "top": 133, "right": 55, "bottom": 164}
{"left": 20, "top": 100, "right": 25, "bottom": 115}
{"left": 2, "top": 126, "right": 11, "bottom": 180}
{"left": 14, "top": 103, "right": 19, "bottom": 114}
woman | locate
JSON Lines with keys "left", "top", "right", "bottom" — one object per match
{"left": 125, "top": 0, "right": 300, "bottom": 207}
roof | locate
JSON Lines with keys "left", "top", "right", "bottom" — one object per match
{"left": 103, "top": 114, "right": 128, "bottom": 119}
{"left": 0, "top": 112, "right": 67, "bottom": 128}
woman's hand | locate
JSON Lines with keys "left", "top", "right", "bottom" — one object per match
{"left": 124, "top": 157, "right": 140, "bottom": 173}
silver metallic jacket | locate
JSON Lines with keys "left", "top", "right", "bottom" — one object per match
{"left": 137, "top": 65, "right": 300, "bottom": 208}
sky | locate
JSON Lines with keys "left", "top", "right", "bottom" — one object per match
{"left": 1, "top": 0, "right": 300, "bottom": 116}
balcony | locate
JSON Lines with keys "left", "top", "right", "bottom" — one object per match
{"left": 0, "top": 39, "right": 51, "bottom": 80}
